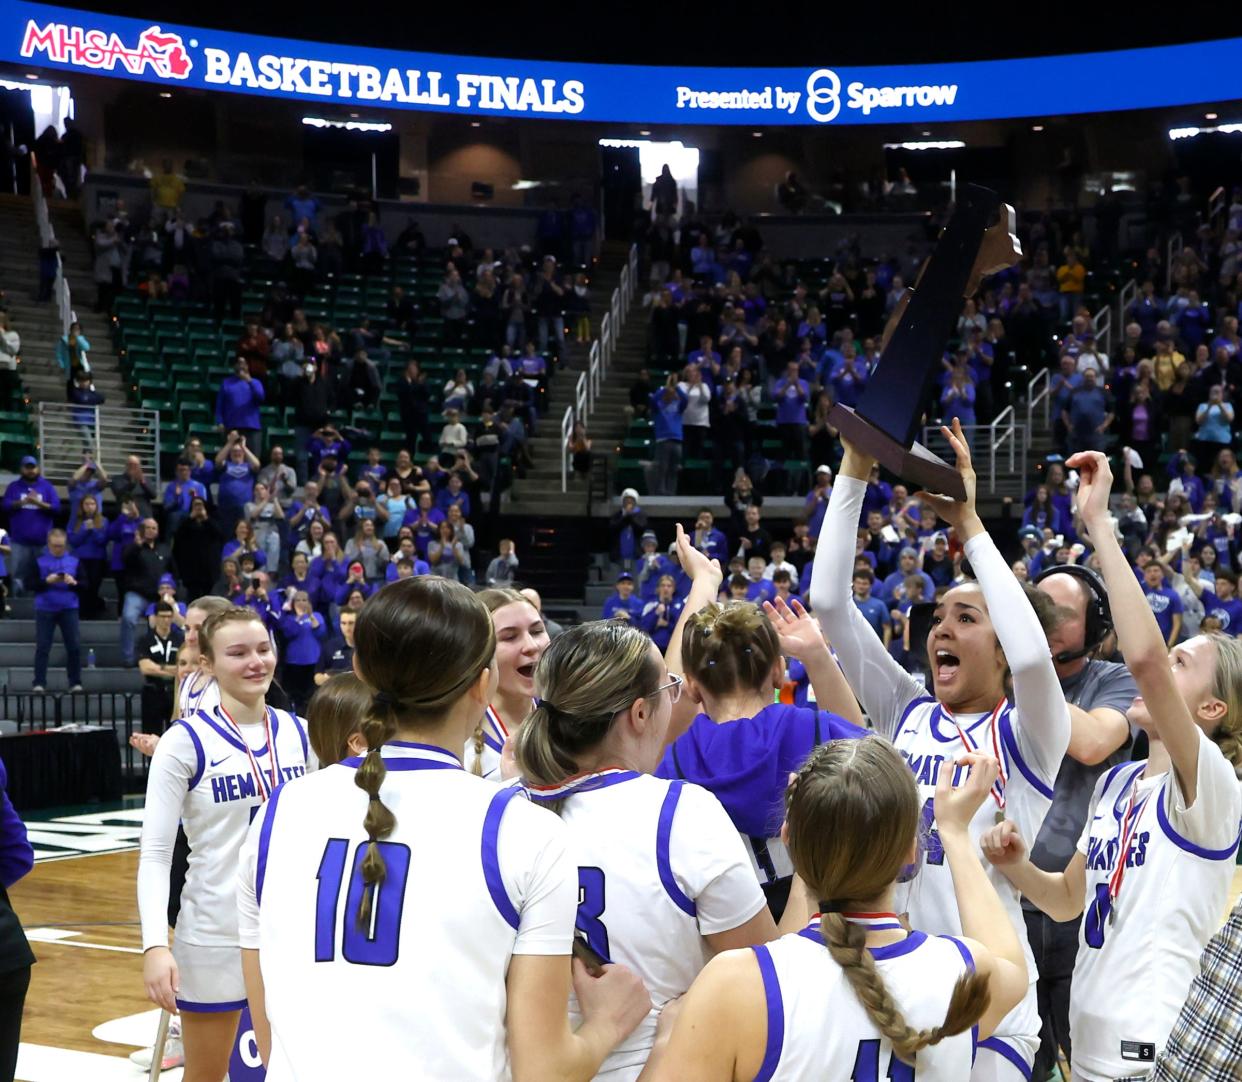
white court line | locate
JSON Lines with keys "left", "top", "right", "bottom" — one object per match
{"left": 25, "top": 928, "right": 142, "bottom": 955}
{"left": 17, "top": 1042, "right": 183, "bottom": 1082}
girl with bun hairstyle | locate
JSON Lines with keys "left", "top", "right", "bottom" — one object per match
{"left": 656, "top": 525, "right": 868, "bottom": 916}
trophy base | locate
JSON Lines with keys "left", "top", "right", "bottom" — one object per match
{"left": 828, "top": 404, "right": 967, "bottom": 502}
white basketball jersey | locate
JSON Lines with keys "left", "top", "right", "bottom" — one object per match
{"left": 152, "top": 705, "right": 306, "bottom": 946}
{"left": 177, "top": 669, "right": 219, "bottom": 719}
{"left": 237, "top": 743, "right": 577, "bottom": 1082}
{"left": 889, "top": 698, "right": 1051, "bottom": 1058}
{"left": 526, "top": 770, "right": 767, "bottom": 1078}
{"left": 752, "top": 921, "right": 977, "bottom": 1081}
{"left": 1070, "top": 731, "right": 1242, "bottom": 1082}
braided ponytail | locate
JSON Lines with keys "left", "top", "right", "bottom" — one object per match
{"left": 820, "top": 913, "right": 989, "bottom": 1063}
{"left": 354, "top": 694, "right": 398, "bottom": 928}
{"left": 787, "top": 738, "right": 992, "bottom": 1066}
{"left": 469, "top": 721, "right": 486, "bottom": 776}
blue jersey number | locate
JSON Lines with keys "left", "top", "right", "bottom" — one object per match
{"left": 851, "top": 1038, "right": 917, "bottom": 1081}
{"left": 314, "top": 837, "right": 412, "bottom": 966}
{"left": 920, "top": 797, "right": 945, "bottom": 866}
{"left": 1083, "top": 882, "right": 1112, "bottom": 950}
{"left": 576, "top": 866, "right": 611, "bottom": 962}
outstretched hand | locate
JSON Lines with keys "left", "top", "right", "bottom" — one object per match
{"left": 762, "top": 597, "right": 828, "bottom": 662}
{"left": 914, "top": 418, "right": 978, "bottom": 531}
{"left": 1066, "top": 450, "right": 1113, "bottom": 530}
{"left": 674, "top": 523, "right": 722, "bottom": 591}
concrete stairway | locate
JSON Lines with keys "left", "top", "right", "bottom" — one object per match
{"left": 504, "top": 242, "right": 637, "bottom": 517}
{"left": 0, "top": 195, "right": 122, "bottom": 412}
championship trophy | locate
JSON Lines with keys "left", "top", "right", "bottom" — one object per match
{"left": 828, "top": 183, "right": 1022, "bottom": 501}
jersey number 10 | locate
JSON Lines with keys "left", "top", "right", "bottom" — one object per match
{"left": 314, "top": 838, "right": 412, "bottom": 966}
{"left": 851, "top": 1038, "right": 916, "bottom": 1081}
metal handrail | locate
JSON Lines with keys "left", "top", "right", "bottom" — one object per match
{"left": 1117, "top": 278, "right": 1138, "bottom": 344}
{"left": 599, "top": 311, "right": 612, "bottom": 375}
{"left": 921, "top": 409, "right": 1024, "bottom": 495}
{"left": 1027, "top": 366, "right": 1051, "bottom": 436}
{"left": 560, "top": 405, "right": 574, "bottom": 493}
{"left": 37, "top": 402, "right": 160, "bottom": 481}
{"left": 1208, "top": 186, "right": 1226, "bottom": 228}
{"left": 1092, "top": 302, "right": 1112, "bottom": 361}
{"left": 1166, "top": 232, "right": 1183, "bottom": 295}
{"left": 588, "top": 340, "right": 601, "bottom": 412}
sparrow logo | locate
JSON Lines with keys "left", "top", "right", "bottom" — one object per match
{"left": 20, "top": 20, "right": 193, "bottom": 79}
{"left": 805, "top": 68, "right": 841, "bottom": 123}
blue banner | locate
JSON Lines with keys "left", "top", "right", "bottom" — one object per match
{"left": 4, "top": 2, "right": 1241, "bottom": 126}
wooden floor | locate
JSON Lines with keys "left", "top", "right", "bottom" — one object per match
{"left": 9, "top": 850, "right": 1242, "bottom": 1075}
{"left": 11, "top": 851, "right": 151, "bottom": 1058}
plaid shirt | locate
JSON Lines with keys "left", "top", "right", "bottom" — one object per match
{"left": 1118, "top": 898, "right": 1242, "bottom": 1081}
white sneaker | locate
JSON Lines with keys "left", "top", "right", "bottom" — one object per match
{"left": 68, "top": 684, "right": 83, "bottom": 692}
{"left": 30, "top": 685, "right": 45, "bottom": 693}
{"left": 128, "top": 1037, "right": 184, "bottom": 1071}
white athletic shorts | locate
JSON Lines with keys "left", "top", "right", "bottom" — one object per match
{"left": 171, "top": 939, "right": 246, "bottom": 1013}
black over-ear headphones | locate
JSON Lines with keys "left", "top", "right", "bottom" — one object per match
{"left": 1034, "top": 563, "right": 1113, "bottom": 663}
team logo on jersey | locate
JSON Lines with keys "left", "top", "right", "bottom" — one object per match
{"left": 20, "top": 19, "right": 193, "bottom": 79}
{"left": 1146, "top": 592, "right": 1171, "bottom": 614}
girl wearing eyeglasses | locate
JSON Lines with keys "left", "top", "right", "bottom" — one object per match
{"left": 514, "top": 621, "right": 797, "bottom": 1081}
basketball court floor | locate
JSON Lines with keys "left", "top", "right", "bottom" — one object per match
{"left": 9, "top": 800, "right": 1242, "bottom": 1081}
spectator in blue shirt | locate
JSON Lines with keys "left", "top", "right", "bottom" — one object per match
{"left": 1185, "top": 569, "right": 1242, "bottom": 636}
{"left": 852, "top": 568, "right": 892, "bottom": 647}
{"left": 941, "top": 368, "right": 977, "bottom": 428}
{"left": 162, "top": 459, "right": 209, "bottom": 537}
{"left": 1141, "top": 561, "right": 1184, "bottom": 645}
{"left": 277, "top": 590, "right": 325, "bottom": 711}
{"left": 602, "top": 572, "right": 644, "bottom": 623}
{"left": 640, "top": 575, "right": 684, "bottom": 652}
{"left": 829, "top": 344, "right": 869, "bottom": 408}
{"left": 745, "top": 557, "right": 776, "bottom": 605}
{"left": 1050, "top": 354, "right": 1083, "bottom": 455}
{"left": 33, "top": 530, "right": 81, "bottom": 692}
{"left": 1173, "top": 289, "right": 1211, "bottom": 351}
{"left": 1064, "top": 367, "right": 1114, "bottom": 454}
{"left": 880, "top": 547, "right": 936, "bottom": 604}
{"left": 68, "top": 493, "right": 108, "bottom": 620}
{"left": 307, "top": 425, "right": 352, "bottom": 476}
{"left": 773, "top": 360, "right": 810, "bottom": 472}
{"left": 690, "top": 509, "right": 728, "bottom": 563}
{"left": 687, "top": 336, "right": 721, "bottom": 380}
{"left": 650, "top": 378, "right": 688, "bottom": 496}
{"left": 213, "top": 432, "right": 260, "bottom": 532}
{"left": 285, "top": 185, "right": 320, "bottom": 231}
{"left": 215, "top": 357, "right": 265, "bottom": 447}
{"left": 1, "top": 457, "right": 60, "bottom": 596}
{"left": 435, "top": 474, "right": 471, "bottom": 519}
{"left": 66, "top": 459, "right": 108, "bottom": 532}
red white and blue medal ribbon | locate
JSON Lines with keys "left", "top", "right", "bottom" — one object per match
{"left": 218, "top": 704, "right": 278, "bottom": 801}
{"left": 1107, "top": 770, "right": 1151, "bottom": 923}
{"left": 943, "top": 699, "right": 1008, "bottom": 814}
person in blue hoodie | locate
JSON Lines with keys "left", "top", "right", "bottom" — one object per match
{"left": 214, "top": 357, "right": 265, "bottom": 448}
{"left": 649, "top": 377, "right": 688, "bottom": 496}
{"left": 1, "top": 457, "right": 59, "bottom": 596}
{"left": 657, "top": 526, "right": 867, "bottom": 917}
{"left": 277, "top": 589, "right": 325, "bottom": 711}
{"left": 68, "top": 492, "right": 109, "bottom": 619}
{"left": 33, "top": 529, "right": 81, "bottom": 692}
{"left": 602, "top": 571, "right": 644, "bottom": 623}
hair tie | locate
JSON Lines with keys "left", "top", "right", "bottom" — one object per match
{"left": 373, "top": 690, "right": 403, "bottom": 711}
{"left": 819, "top": 899, "right": 845, "bottom": 914}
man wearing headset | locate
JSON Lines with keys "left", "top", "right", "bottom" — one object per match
{"left": 1026, "top": 564, "right": 1140, "bottom": 1081}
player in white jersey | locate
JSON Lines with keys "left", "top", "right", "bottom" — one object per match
{"left": 808, "top": 421, "right": 1070, "bottom": 1081}
{"left": 653, "top": 528, "right": 867, "bottom": 914}
{"left": 138, "top": 605, "right": 308, "bottom": 1082}
{"left": 304, "top": 671, "right": 369, "bottom": 766}
{"left": 640, "top": 737, "right": 1030, "bottom": 1081}
{"left": 980, "top": 451, "right": 1242, "bottom": 1082}
{"left": 514, "top": 619, "right": 789, "bottom": 1080}
{"left": 463, "top": 587, "right": 549, "bottom": 780}
{"left": 237, "top": 577, "right": 649, "bottom": 1081}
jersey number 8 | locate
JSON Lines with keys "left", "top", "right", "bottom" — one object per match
{"left": 314, "top": 838, "right": 412, "bottom": 966}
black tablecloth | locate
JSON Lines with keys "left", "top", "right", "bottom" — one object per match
{"left": 1, "top": 730, "right": 123, "bottom": 811}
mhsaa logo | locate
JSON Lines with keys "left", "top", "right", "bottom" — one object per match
{"left": 20, "top": 20, "right": 193, "bottom": 79}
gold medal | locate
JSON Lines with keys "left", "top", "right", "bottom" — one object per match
{"left": 994, "top": 810, "right": 1006, "bottom": 825}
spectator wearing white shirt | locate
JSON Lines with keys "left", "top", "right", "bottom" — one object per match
{"left": 1074, "top": 332, "right": 1109, "bottom": 376}
{"left": 762, "top": 540, "right": 800, "bottom": 589}
{"left": 439, "top": 408, "right": 468, "bottom": 454}
{"left": 677, "top": 364, "right": 712, "bottom": 460}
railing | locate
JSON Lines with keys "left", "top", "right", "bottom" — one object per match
{"left": 1026, "top": 366, "right": 1052, "bottom": 437}
{"left": 561, "top": 242, "right": 638, "bottom": 491}
{"left": 1208, "top": 186, "right": 1226, "bottom": 230}
{"left": 0, "top": 687, "right": 149, "bottom": 780}
{"left": 37, "top": 402, "right": 160, "bottom": 481}
{"left": 1091, "top": 302, "right": 1112, "bottom": 360}
{"left": 560, "top": 405, "right": 574, "bottom": 493}
{"left": 922, "top": 407, "right": 1025, "bottom": 495}
{"left": 1166, "top": 232, "right": 1183, "bottom": 295}
{"left": 30, "top": 155, "right": 75, "bottom": 339}
{"left": 1116, "top": 278, "right": 1137, "bottom": 343}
